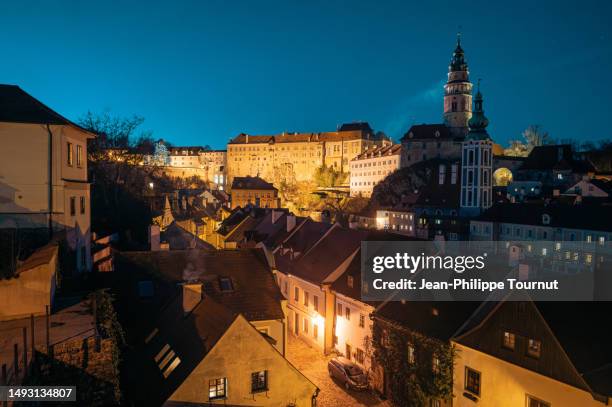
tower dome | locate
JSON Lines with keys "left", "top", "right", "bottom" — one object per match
{"left": 467, "top": 80, "right": 490, "bottom": 140}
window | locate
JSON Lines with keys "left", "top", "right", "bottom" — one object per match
{"left": 431, "top": 400, "right": 441, "bottom": 407}
{"left": 80, "top": 196, "right": 86, "bottom": 214}
{"left": 70, "top": 197, "right": 76, "bottom": 216}
{"left": 219, "top": 277, "right": 233, "bottom": 292}
{"left": 465, "top": 367, "right": 481, "bottom": 396}
{"left": 304, "top": 291, "right": 309, "bottom": 307}
{"left": 359, "top": 314, "right": 365, "bottom": 328}
{"left": 355, "top": 348, "right": 365, "bottom": 364}
{"left": 347, "top": 275, "right": 354, "bottom": 288}
{"left": 283, "top": 281, "right": 288, "bottom": 294}
{"left": 527, "top": 339, "right": 541, "bottom": 358}
{"left": 345, "top": 307, "right": 351, "bottom": 320}
{"left": 209, "top": 377, "right": 227, "bottom": 400}
{"left": 527, "top": 395, "right": 551, "bottom": 407}
{"left": 502, "top": 331, "right": 515, "bottom": 350}
{"left": 294, "top": 287, "right": 299, "bottom": 302}
{"left": 67, "top": 142, "right": 73, "bottom": 166}
{"left": 337, "top": 303, "right": 343, "bottom": 316}
{"left": 76, "top": 144, "right": 83, "bottom": 167}
{"left": 346, "top": 343, "right": 352, "bottom": 360}
{"left": 432, "top": 356, "right": 440, "bottom": 373}
{"left": 407, "top": 344, "right": 415, "bottom": 364}
{"left": 313, "top": 295, "right": 319, "bottom": 312}
{"left": 251, "top": 370, "right": 268, "bottom": 393}
{"left": 303, "top": 318, "right": 309, "bottom": 334}
{"left": 313, "top": 323, "right": 318, "bottom": 339}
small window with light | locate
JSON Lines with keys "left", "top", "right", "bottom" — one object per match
{"left": 527, "top": 338, "right": 542, "bottom": 358}
{"left": 502, "top": 331, "right": 515, "bottom": 350}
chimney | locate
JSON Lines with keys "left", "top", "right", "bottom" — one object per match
{"left": 272, "top": 210, "right": 283, "bottom": 224}
{"left": 245, "top": 134, "right": 249, "bottom": 143}
{"left": 182, "top": 282, "right": 203, "bottom": 315}
{"left": 286, "top": 214, "right": 296, "bottom": 232}
{"left": 149, "top": 225, "right": 161, "bottom": 251}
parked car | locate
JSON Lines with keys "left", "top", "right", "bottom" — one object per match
{"left": 327, "top": 357, "right": 368, "bottom": 390}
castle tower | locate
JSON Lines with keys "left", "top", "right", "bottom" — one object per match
{"left": 460, "top": 81, "right": 492, "bottom": 215}
{"left": 444, "top": 34, "right": 473, "bottom": 136}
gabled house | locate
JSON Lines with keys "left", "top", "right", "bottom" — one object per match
{"left": 274, "top": 224, "right": 367, "bottom": 353}
{"left": 452, "top": 298, "right": 612, "bottom": 406}
{"left": 116, "top": 249, "right": 287, "bottom": 355}
{"left": 140, "top": 293, "right": 318, "bottom": 406}
{"left": 0, "top": 84, "right": 96, "bottom": 273}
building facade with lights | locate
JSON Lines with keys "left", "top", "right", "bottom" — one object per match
{"left": 349, "top": 144, "right": 401, "bottom": 197}
{"left": 226, "top": 122, "right": 388, "bottom": 186}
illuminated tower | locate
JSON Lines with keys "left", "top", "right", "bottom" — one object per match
{"left": 460, "top": 81, "right": 492, "bottom": 215}
{"left": 443, "top": 34, "right": 473, "bottom": 136}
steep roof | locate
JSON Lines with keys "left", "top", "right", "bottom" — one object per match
{"left": 338, "top": 122, "right": 373, "bottom": 134}
{"left": 374, "top": 299, "right": 482, "bottom": 342}
{"left": 519, "top": 145, "right": 595, "bottom": 173}
{"left": 0, "top": 84, "right": 94, "bottom": 136}
{"left": 139, "top": 294, "right": 238, "bottom": 406}
{"left": 401, "top": 124, "right": 459, "bottom": 142}
{"left": 116, "top": 249, "right": 284, "bottom": 321}
{"left": 476, "top": 201, "right": 612, "bottom": 232}
{"left": 354, "top": 144, "right": 401, "bottom": 161}
{"left": 284, "top": 226, "right": 368, "bottom": 284}
{"left": 231, "top": 176, "right": 277, "bottom": 191}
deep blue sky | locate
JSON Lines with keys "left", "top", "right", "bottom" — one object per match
{"left": 1, "top": 1, "right": 611, "bottom": 149}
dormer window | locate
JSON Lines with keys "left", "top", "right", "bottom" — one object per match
{"left": 542, "top": 214, "right": 551, "bottom": 225}
{"left": 219, "top": 277, "right": 233, "bottom": 292}
{"left": 434, "top": 130, "right": 440, "bottom": 138}
{"left": 347, "top": 275, "right": 354, "bottom": 288}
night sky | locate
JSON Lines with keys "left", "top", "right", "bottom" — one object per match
{"left": 1, "top": 0, "right": 611, "bottom": 149}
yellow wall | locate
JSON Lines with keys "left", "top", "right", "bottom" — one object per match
{"left": 0, "top": 122, "right": 92, "bottom": 271}
{"left": 168, "top": 315, "right": 317, "bottom": 406}
{"left": 452, "top": 342, "right": 608, "bottom": 407}
{"left": 0, "top": 246, "right": 58, "bottom": 321}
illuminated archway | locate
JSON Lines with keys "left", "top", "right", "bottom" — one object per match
{"left": 493, "top": 167, "right": 513, "bottom": 186}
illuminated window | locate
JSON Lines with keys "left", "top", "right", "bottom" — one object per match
{"left": 432, "top": 356, "right": 440, "bottom": 373}
{"left": 502, "top": 331, "right": 515, "bottom": 350}
{"left": 209, "top": 377, "right": 227, "bottom": 400}
{"left": 407, "top": 344, "right": 415, "bottom": 364}
{"left": 465, "top": 367, "right": 481, "bottom": 396}
{"left": 347, "top": 275, "right": 354, "bottom": 288}
{"left": 251, "top": 371, "right": 267, "bottom": 393}
{"left": 527, "top": 339, "right": 541, "bottom": 358}
{"left": 313, "top": 323, "right": 318, "bottom": 339}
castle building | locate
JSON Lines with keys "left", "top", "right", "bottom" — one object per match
{"left": 401, "top": 35, "right": 473, "bottom": 166}
{"left": 349, "top": 144, "right": 402, "bottom": 197}
{"left": 460, "top": 83, "right": 493, "bottom": 215}
{"left": 226, "top": 122, "right": 388, "bottom": 187}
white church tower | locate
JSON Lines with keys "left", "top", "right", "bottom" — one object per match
{"left": 460, "top": 81, "right": 492, "bottom": 216}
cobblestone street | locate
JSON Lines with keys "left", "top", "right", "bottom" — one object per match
{"left": 287, "top": 335, "right": 391, "bottom": 407}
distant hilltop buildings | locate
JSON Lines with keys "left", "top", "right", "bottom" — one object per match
{"left": 226, "top": 122, "right": 390, "bottom": 186}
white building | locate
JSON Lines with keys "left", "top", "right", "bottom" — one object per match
{"left": 0, "top": 85, "right": 95, "bottom": 273}
{"left": 375, "top": 208, "right": 415, "bottom": 236}
{"left": 349, "top": 144, "right": 401, "bottom": 197}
